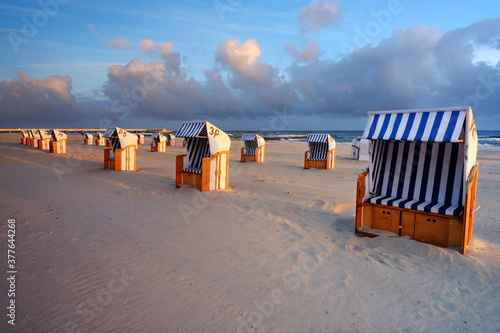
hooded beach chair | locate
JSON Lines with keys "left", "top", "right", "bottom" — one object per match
{"left": 103, "top": 127, "right": 138, "bottom": 171}
{"left": 20, "top": 131, "right": 29, "bottom": 145}
{"left": 165, "top": 133, "right": 176, "bottom": 146}
{"left": 151, "top": 133, "right": 167, "bottom": 152}
{"left": 30, "top": 130, "right": 41, "bottom": 148}
{"left": 137, "top": 133, "right": 145, "bottom": 145}
{"left": 95, "top": 133, "right": 106, "bottom": 146}
{"left": 84, "top": 133, "right": 94, "bottom": 145}
{"left": 37, "top": 129, "right": 51, "bottom": 150}
{"left": 351, "top": 137, "right": 370, "bottom": 161}
{"left": 241, "top": 134, "right": 265, "bottom": 162}
{"left": 304, "top": 134, "right": 336, "bottom": 169}
{"left": 49, "top": 130, "right": 68, "bottom": 154}
{"left": 355, "top": 106, "right": 479, "bottom": 254}
{"left": 175, "top": 121, "right": 231, "bottom": 191}
{"left": 25, "top": 130, "right": 33, "bottom": 146}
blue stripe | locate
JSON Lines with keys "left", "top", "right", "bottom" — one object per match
{"left": 443, "top": 111, "right": 460, "bottom": 142}
{"left": 242, "top": 134, "right": 257, "bottom": 141}
{"left": 389, "top": 113, "right": 403, "bottom": 140}
{"left": 401, "top": 113, "right": 416, "bottom": 140}
{"left": 428, "top": 111, "right": 444, "bottom": 141}
{"left": 431, "top": 143, "right": 446, "bottom": 203}
{"left": 385, "top": 142, "right": 399, "bottom": 196}
{"left": 307, "top": 134, "right": 328, "bottom": 142}
{"left": 367, "top": 114, "right": 380, "bottom": 139}
{"left": 377, "top": 115, "right": 392, "bottom": 139}
{"left": 414, "top": 112, "right": 429, "bottom": 141}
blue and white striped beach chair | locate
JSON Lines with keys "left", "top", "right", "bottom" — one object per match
{"left": 49, "top": 130, "right": 68, "bottom": 154}
{"left": 355, "top": 106, "right": 479, "bottom": 253}
{"left": 151, "top": 133, "right": 167, "bottom": 152}
{"left": 241, "top": 134, "right": 265, "bottom": 163}
{"left": 175, "top": 121, "right": 231, "bottom": 191}
{"left": 304, "top": 134, "right": 336, "bottom": 170}
{"left": 103, "top": 127, "right": 138, "bottom": 171}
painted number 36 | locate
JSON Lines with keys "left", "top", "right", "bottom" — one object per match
{"left": 209, "top": 126, "right": 220, "bottom": 138}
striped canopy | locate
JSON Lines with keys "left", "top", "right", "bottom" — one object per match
{"left": 176, "top": 122, "right": 206, "bottom": 138}
{"left": 50, "top": 130, "right": 67, "bottom": 141}
{"left": 103, "top": 127, "right": 137, "bottom": 149}
{"left": 307, "top": 134, "right": 330, "bottom": 142}
{"left": 241, "top": 134, "right": 265, "bottom": 147}
{"left": 363, "top": 107, "right": 468, "bottom": 142}
{"left": 176, "top": 121, "right": 230, "bottom": 155}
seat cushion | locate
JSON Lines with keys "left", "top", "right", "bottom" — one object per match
{"left": 183, "top": 167, "right": 202, "bottom": 174}
{"left": 365, "top": 195, "right": 464, "bottom": 217}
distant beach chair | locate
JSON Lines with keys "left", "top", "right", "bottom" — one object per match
{"left": 30, "top": 130, "right": 41, "bottom": 148}
{"left": 351, "top": 137, "right": 370, "bottom": 161}
{"left": 175, "top": 121, "right": 231, "bottom": 191}
{"left": 151, "top": 133, "right": 167, "bottom": 152}
{"left": 241, "top": 134, "right": 265, "bottom": 162}
{"left": 355, "top": 106, "right": 479, "bottom": 254}
{"left": 95, "top": 133, "right": 106, "bottom": 146}
{"left": 20, "top": 130, "right": 29, "bottom": 145}
{"left": 137, "top": 133, "right": 145, "bottom": 145}
{"left": 49, "top": 130, "right": 68, "bottom": 154}
{"left": 37, "top": 129, "right": 51, "bottom": 150}
{"left": 166, "top": 133, "right": 176, "bottom": 146}
{"left": 84, "top": 133, "right": 94, "bottom": 145}
{"left": 304, "top": 134, "right": 336, "bottom": 170}
{"left": 103, "top": 127, "right": 138, "bottom": 171}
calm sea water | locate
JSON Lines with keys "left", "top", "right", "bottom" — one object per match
{"left": 229, "top": 130, "right": 500, "bottom": 151}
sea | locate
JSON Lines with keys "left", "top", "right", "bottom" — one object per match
{"left": 228, "top": 130, "right": 500, "bottom": 152}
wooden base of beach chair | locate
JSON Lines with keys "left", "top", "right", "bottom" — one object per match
{"left": 95, "top": 138, "right": 106, "bottom": 146}
{"left": 104, "top": 146, "right": 138, "bottom": 171}
{"left": 151, "top": 142, "right": 166, "bottom": 152}
{"left": 304, "top": 150, "right": 335, "bottom": 169}
{"left": 355, "top": 167, "right": 479, "bottom": 253}
{"left": 21, "top": 138, "right": 28, "bottom": 145}
{"left": 84, "top": 138, "right": 94, "bottom": 145}
{"left": 38, "top": 138, "right": 51, "bottom": 150}
{"left": 138, "top": 138, "right": 145, "bottom": 144}
{"left": 106, "top": 139, "right": 112, "bottom": 147}
{"left": 50, "top": 140, "right": 67, "bottom": 154}
{"left": 30, "top": 138, "right": 39, "bottom": 148}
{"left": 166, "top": 140, "right": 175, "bottom": 147}
{"left": 176, "top": 151, "right": 230, "bottom": 191}
{"left": 240, "top": 147, "right": 265, "bottom": 163}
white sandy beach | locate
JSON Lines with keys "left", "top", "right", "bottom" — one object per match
{"left": 1, "top": 133, "right": 499, "bottom": 332}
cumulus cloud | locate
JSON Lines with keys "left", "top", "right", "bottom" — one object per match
{"left": 298, "top": 0, "right": 342, "bottom": 34}
{"left": 139, "top": 39, "right": 181, "bottom": 75}
{"left": 288, "top": 19, "right": 500, "bottom": 118}
{"left": 284, "top": 38, "right": 321, "bottom": 63}
{"left": 0, "top": 71, "right": 79, "bottom": 126}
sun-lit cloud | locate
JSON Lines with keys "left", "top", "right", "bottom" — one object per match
{"left": 216, "top": 39, "right": 261, "bottom": 76}
{"left": 298, "top": 0, "right": 342, "bottom": 34}
{"left": 139, "top": 39, "right": 181, "bottom": 75}
{"left": 88, "top": 24, "right": 132, "bottom": 49}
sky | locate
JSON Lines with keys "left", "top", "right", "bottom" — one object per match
{"left": 1, "top": 0, "right": 499, "bottom": 131}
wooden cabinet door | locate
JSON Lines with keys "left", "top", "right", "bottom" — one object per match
{"left": 372, "top": 206, "right": 400, "bottom": 235}
{"left": 414, "top": 214, "right": 450, "bottom": 247}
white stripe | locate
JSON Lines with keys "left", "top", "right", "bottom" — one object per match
{"left": 380, "top": 141, "right": 394, "bottom": 195}
{"left": 403, "top": 199, "right": 419, "bottom": 210}
{"left": 412, "top": 143, "right": 426, "bottom": 200}
{"left": 451, "top": 111, "right": 467, "bottom": 142}
{"left": 421, "top": 111, "right": 436, "bottom": 141}
{"left": 383, "top": 114, "right": 397, "bottom": 140}
{"left": 363, "top": 116, "right": 374, "bottom": 138}
{"left": 435, "top": 111, "right": 452, "bottom": 142}
{"left": 424, "top": 145, "right": 439, "bottom": 202}
{"left": 395, "top": 113, "right": 409, "bottom": 140}
{"left": 407, "top": 112, "right": 422, "bottom": 140}
{"left": 372, "top": 114, "right": 386, "bottom": 139}
{"left": 401, "top": 142, "right": 415, "bottom": 199}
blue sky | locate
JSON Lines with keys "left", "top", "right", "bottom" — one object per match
{"left": 1, "top": 0, "right": 499, "bottom": 130}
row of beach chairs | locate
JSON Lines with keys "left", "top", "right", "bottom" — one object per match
{"left": 19, "top": 106, "right": 479, "bottom": 254}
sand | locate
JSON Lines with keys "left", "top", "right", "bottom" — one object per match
{"left": 0, "top": 134, "right": 499, "bottom": 332}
